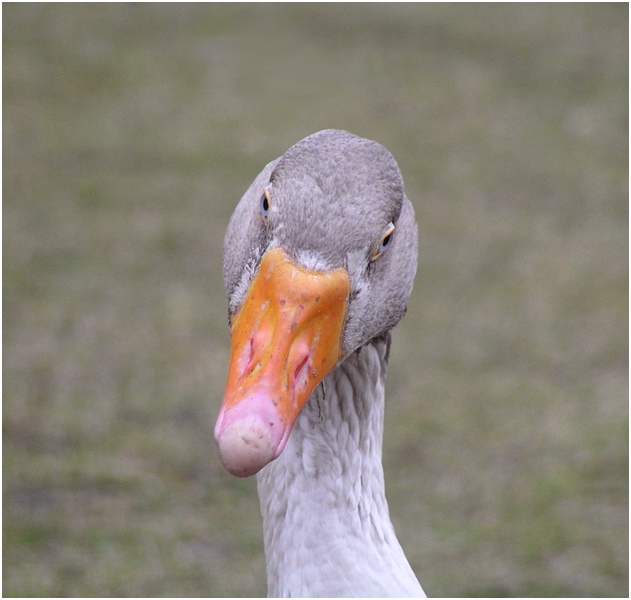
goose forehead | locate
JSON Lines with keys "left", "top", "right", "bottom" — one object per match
{"left": 268, "top": 196, "right": 394, "bottom": 270}
{"left": 272, "top": 173, "right": 400, "bottom": 218}
{"left": 267, "top": 171, "right": 402, "bottom": 262}
{"left": 269, "top": 130, "right": 404, "bottom": 219}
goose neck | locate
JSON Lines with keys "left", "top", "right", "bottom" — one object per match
{"left": 256, "top": 336, "right": 424, "bottom": 597}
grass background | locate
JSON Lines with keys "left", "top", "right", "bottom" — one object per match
{"left": 3, "top": 3, "right": 628, "bottom": 597}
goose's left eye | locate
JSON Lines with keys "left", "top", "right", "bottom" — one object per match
{"left": 260, "top": 187, "right": 271, "bottom": 218}
{"left": 371, "top": 223, "right": 395, "bottom": 261}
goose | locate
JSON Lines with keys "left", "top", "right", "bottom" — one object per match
{"left": 214, "top": 129, "right": 426, "bottom": 597}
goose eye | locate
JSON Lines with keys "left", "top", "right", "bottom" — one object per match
{"left": 371, "top": 223, "right": 396, "bottom": 261}
{"left": 260, "top": 187, "right": 271, "bottom": 218}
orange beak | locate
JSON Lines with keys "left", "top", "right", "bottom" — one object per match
{"left": 214, "top": 247, "right": 350, "bottom": 477}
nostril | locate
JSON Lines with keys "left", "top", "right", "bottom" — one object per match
{"left": 240, "top": 328, "right": 270, "bottom": 379}
{"left": 292, "top": 354, "right": 310, "bottom": 391}
{"left": 247, "top": 336, "right": 256, "bottom": 371}
{"left": 237, "top": 338, "right": 254, "bottom": 377}
{"left": 236, "top": 334, "right": 257, "bottom": 379}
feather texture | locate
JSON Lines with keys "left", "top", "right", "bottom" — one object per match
{"left": 258, "top": 337, "right": 425, "bottom": 597}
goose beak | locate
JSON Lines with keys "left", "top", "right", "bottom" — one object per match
{"left": 214, "top": 247, "right": 350, "bottom": 477}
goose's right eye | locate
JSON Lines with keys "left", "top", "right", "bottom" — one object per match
{"left": 260, "top": 187, "right": 271, "bottom": 218}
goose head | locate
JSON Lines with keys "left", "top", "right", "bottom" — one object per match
{"left": 215, "top": 129, "right": 418, "bottom": 477}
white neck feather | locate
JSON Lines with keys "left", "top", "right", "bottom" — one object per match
{"left": 257, "top": 337, "right": 426, "bottom": 598}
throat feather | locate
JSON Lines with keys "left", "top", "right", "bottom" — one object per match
{"left": 256, "top": 336, "right": 424, "bottom": 597}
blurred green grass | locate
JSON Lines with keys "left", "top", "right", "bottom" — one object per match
{"left": 3, "top": 3, "right": 627, "bottom": 597}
